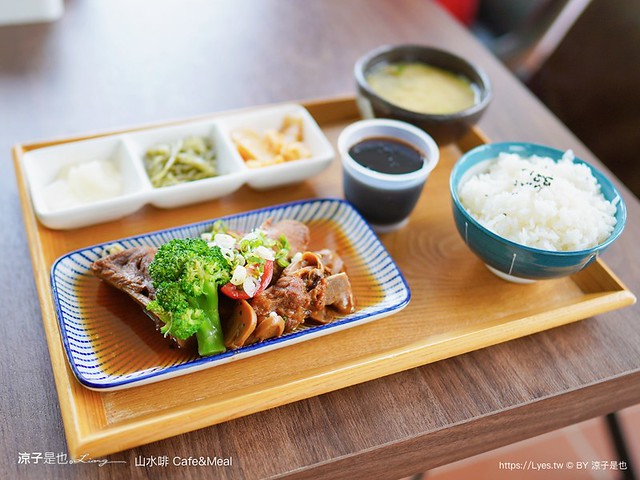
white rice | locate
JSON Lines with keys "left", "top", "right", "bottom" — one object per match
{"left": 458, "top": 151, "right": 618, "bottom": 251}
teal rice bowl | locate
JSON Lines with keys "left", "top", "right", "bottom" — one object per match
{"left": 450, "top": 142, "right": 627, "bottom": 282}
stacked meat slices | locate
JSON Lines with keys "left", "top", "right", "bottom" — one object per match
{"left": 246, "top": 248, "right": 355, "bottom": 345}
{"left": 221, "top": 219, "right": 356, "bottom": 348}
{"left": 90, "top": 219, "right": 355, "bottom": 353}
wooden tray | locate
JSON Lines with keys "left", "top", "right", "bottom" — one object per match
{"left": 13, "top": 96, "right": 636, "bottom": 458}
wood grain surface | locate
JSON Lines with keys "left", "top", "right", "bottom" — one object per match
{"left": 1, "top": 1, "right": 639, "bottom": 479}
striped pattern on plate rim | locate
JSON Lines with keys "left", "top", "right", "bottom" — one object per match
{"left": 50, "top": 198, "right": 411, "bottom": 390}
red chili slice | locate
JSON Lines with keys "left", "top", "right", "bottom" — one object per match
{"left": 221, "top": 260, "right": 274, "bottom": 300}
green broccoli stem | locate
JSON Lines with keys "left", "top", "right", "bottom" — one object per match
{"left": 194, "top": 283, "right": 226, "bottom": 356}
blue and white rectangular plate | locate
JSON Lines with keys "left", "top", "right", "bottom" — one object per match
{"left": 51, "top": 198, "right": 411, "bottom": 391}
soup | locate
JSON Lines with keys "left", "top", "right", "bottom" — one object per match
{"left": 367, "top": 62, "right": 477, "bottom": 115}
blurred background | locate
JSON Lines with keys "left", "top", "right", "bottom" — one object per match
{"left": 437, "top": 0, "right": 640, "bottom": 198}
{"left": 2, "top": 0, "right": 638, "bottom": 197}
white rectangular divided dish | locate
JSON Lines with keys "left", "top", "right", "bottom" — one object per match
{"left": 21, "top": 104, "right": 335, "bottom": 229}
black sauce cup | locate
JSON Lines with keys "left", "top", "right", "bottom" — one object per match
{"left": 338, "top": 119, "right": 439, "bottom": 232}
{"left": 355, "top": 44, "right": 493, "bottom": 145}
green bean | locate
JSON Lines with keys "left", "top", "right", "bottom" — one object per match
{"left": 144, "top": 136, "right": 218, "bottom": 188}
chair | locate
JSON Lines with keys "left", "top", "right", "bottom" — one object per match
{"left": 472, "top": 0, "right": 592, "bottom": 81}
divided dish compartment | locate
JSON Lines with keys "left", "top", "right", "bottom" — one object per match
{"left": 124, "top": 120, "right": 246, "bottom": 209}
{"left": 216, "top": 103, "right": 335, "bottom": 189}
{"left": 20, "top": 136, "right": 149, "bottom": 230}
{"left": 21, "top": 103, "right": 335, "bottom": 229}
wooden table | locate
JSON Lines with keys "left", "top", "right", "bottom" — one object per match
{"left": 1, "top": 1, "right": 638, "bottom": 479}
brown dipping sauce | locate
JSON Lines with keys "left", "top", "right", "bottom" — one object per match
{"left": 348, "top": 137, "right": 424, "bottom": 174}
{"left": 344, "top": 137, "right": 426, "bottom": 226}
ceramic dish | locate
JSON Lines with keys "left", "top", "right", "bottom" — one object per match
{"left": 50, "top": 198, "right": 411, "bottom": 391}
{"left": 216, "top": 103, "right": 335, "bottom": 189}
{"left": 450, "top": 142, "right": 627, "bottom": 282}
{"left": 355, "top": 44, "right": 492, "bottom": 145}
{"left": 21, "top": 104, "right": 335, "bottom": 229}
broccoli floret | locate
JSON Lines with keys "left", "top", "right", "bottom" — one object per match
{"left": 147, "top": 238, "right": 231, "bottom": 356}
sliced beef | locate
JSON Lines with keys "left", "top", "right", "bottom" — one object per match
{"left": 324, "top": 272, "right": 355, "bottom": 314}
{"left": 90, "top": 245, "right": 157, "bottom": 308}
{"left": 250, "top": 275, "right": 311, "bottom": 332}
{"left": 260, "top": 219, "right": 310, "bottom": 258}
{"left": 284, "top": 256, "right": 327, "bottom": 317}
{"left": 250, "top": 249, "right": 355, "bottom": 330}
{"left": 90, "top": 245, "right": 190, "bottom": 349}
{"left": 90, "top": 221, "right": 354, "bottom": 350}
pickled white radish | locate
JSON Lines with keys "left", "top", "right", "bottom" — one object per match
{"left": 42, "top": 159, "right": 123, "bottom": 211}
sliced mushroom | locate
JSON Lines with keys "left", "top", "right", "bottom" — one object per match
{"left": 302, "top": 251, "right": 323, "bottom": 268}
{"left": 325, "top": 272, "right": 355, "bottom": 314}
{"left": 224, "top": 299, "right": 257, "bottom": 349}
{"left": 285, "top": 251, "right": 323, "bottom": 273}
{"left": 309, "top": 308, "right": 333, "bottom": 324}
{"left": 314, "top": 249, "right": 345, "bottom": 275}
{"left": 287, "top": 252, "right": 327, "bottom": 297}
{"left": 248, "top": 313, "right": 286, "bottom": 344}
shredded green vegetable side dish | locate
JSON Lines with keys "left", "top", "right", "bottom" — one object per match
{"left": 144, "top": 135, "right": 218, "bottom": 188}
